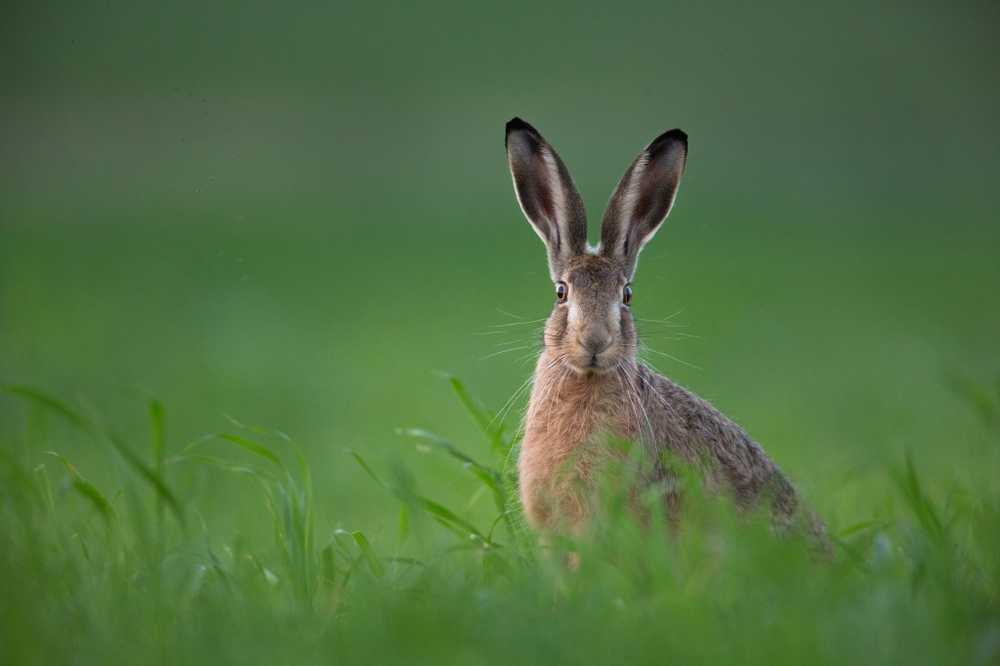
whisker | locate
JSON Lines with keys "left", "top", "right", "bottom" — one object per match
{"left": 534, "top": 356, "right": 566, "bottom": 407}
{"left": 635, "top": 308, "right": 686, "bottom": 324}
{"left": 490, "top": 373, "right": 534, "bottom": 431}
{"left": 515, "top": 351, "right": 541, "bottom": 367}
{"left": 480, "top": 345, "right": 536, "bottom": 361}
{"left": 492, "top": 336, "right": 539, "bottom": 349}
{"left": 614, "top": 364, "right": 639, "bottom": 439}
{"left": 489, "top": 318, "right": 548, "bottom": 329}
{"left": 628, "top": 363, "right": 673, "bottom": 416}
{"left": 495, "top": 307, "right": 531, "bottom": 321}
{"left": 501, "top": 353, "right": 563, "bottom": 421}
{"left": 654, "top": 331, "right": 700, "bottom": 340}
{"left": 635, "top": 359, "right": 687, "bottom": 424}
{"left": 636, "top": 334, "right": 695, "bottom": 344}
{"left": 635, "top": 324, "right": 690, "bottom": 334}
{"left": 640, "top": 345, "right": 702, "bottom": 371}
{"left": 617, "top": 362, "right": 654, "bottom": 443}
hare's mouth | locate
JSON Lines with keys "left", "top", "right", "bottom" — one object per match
{"left": 566, "top": 352, "right": 615, "bottom": 376}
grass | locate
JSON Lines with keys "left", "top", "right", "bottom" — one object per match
{"left": 1, "top": 373, "right": 998, "bottom": 666}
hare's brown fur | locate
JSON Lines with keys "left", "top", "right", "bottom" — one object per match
{"left": 505, "top": 118, "right": 823, "bottom": 538}
{"left": 518, "top": 256, "right": 798, "bottom": 533}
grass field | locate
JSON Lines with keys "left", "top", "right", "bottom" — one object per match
{"left": 2, "top": 202, "right": 999, "bottom": 665}
{"left": 4, "top": 1, "right": 999, "bottom": 663}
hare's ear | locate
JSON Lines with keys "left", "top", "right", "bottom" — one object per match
{"left": 505, "top": 118, "right": 588, "bottom": 280}
{"left": 600, "top": 129, "right": 687, "bottom": 278}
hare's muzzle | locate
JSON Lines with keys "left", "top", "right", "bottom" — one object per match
{"left": 581, "top": 334, "right": 612, "bottom": 357}
{"left": 570, "top": 331, "right": 615, "bottom": 374}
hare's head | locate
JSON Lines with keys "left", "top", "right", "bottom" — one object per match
{"left": 505, "top": 118, "right": 687, "bottom": 375}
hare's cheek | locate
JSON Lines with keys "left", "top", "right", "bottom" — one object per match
{"left": 546, "top": 308, "right": 570, "bottom": 342}
{"left": 607, "top": 302, "right": 622, "bottom": 334}
{"left": 565, "top": 299, "right": 582, "bottom": 330}
{"left": 618, "top": 310, "right": 635, "bottom": 342}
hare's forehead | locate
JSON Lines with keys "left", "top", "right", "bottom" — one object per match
{"left": 565, "top": 257, "right": 623, "bottom": 292}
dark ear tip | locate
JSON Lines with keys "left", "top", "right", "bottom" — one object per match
{"left": 505, "top": 117, "right": 541, "bottom": 143}
{"left": 648, "top": 128, "right": 688, "bottom": 153}
{"left": 505, "top": 117, "right": 543, "bottom": 149}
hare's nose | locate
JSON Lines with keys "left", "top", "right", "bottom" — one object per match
{"left": 580, "top": 333, "right": 612, "bottom": 355}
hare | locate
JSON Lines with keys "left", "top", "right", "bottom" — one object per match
{"left": 505, "top": 117, "right": 824, "bottom": 540}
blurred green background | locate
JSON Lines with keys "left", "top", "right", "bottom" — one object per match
{"left": 2, "top": 0, "right": 999, "bottom": 536}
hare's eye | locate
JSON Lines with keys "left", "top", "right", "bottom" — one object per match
{"left": 555, "top": 281, "right": 568, "bottom": 304}
{"left": 623, "top": 285, "right": 632, "bottom": 306}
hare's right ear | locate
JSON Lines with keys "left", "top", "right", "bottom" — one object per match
{"left": 505, "top": 118, "right": 588, "bottom": 280}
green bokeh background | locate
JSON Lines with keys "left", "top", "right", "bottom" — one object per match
{"left": 3, "top": 0, "right": 999, "bottom": 536}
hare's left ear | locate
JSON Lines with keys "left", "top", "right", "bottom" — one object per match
{"left": 600, "top": 129, "right": 687, "bottom": 278}
{"left": 505, "top": 118, "right": 588, "bottom": 280}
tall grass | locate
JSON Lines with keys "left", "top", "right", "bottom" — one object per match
{"left": 0, "top": 377, "right": 998, "bottom": 665}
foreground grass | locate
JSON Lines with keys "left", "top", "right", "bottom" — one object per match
{"left": 1, "top": 379, "right": 998, "bottom": 666}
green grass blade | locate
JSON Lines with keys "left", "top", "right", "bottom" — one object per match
{"left": 208, "top": 434, "right": 283, "bottom": 467}
{"left": 222, "top": 415, "right": 311, "bottom": 487}
{"left": 415, "top": 496, "right": 486, "bottom": 541}
{"left": 944, "top": 372, "right": 996, "bottom": 427}
{"left": 167, "top": 454, "right": 278, "bottom": 483}
{"left": 348, "top": 447, "right": 491, "bottom": 543}
{"left": 346, "top": 449, "right": 387, "bottom": 489}
{"left": 46, "top": 451, "right": 115, "bottom": 528}
{"left": 397, "top": 427, "right": 504, "bottom": 500}
{"left": 397, "top": 427, "right": 478, "bottom": 465}
{"left": 34, "top": 464, "right": 56, "bottom": 515}
{"left": 444, "top": 375, "right": 509, "bottom": 457}
{"left": 149, "top": 399, "right": 166, "bottom": 474}
{"left": 447, "top": 375, "right": 495, "bottom": 433}
{"left": 351, "top": 531, "right": 385, "bottom": 578}
{"left": 107, "top": 434, "right": 186, "bottom": 528}
{"left": 147, "top": 398, "right": 167, "bottom": 541}
{"left": 398, "top": 505, "right": 410, "bottom": 545}
{"left": 890, "top": 450, "right": 945, "bottom": 544}
{"left": 3, "top": 386, "right": 93, "bottom": 432}
{"left": 320, "top": 544, "right": 337, "bottom": 588}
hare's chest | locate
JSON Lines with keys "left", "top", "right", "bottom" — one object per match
{"left": 518, "top": 393, "right": 629, "bottom": 529}
{"left": 522, "top": 416, "right": 617, "bottom": 476}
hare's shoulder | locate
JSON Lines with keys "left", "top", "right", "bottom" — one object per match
{"left": 637, "top": 366, "right": 786, "bottom": 490}
{"left": 633, "top": 366, "right": 751, "bottom": 458}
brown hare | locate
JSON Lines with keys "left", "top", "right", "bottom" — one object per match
{"left": 505, "top": 117, "right": 824, "bottom": 540}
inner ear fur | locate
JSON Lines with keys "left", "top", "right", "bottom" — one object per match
{"left": 600, "top": 128, "right": 687, "bottom": 277}
{"left": 505, "top": 117, "right": 588, "bottom": 278}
